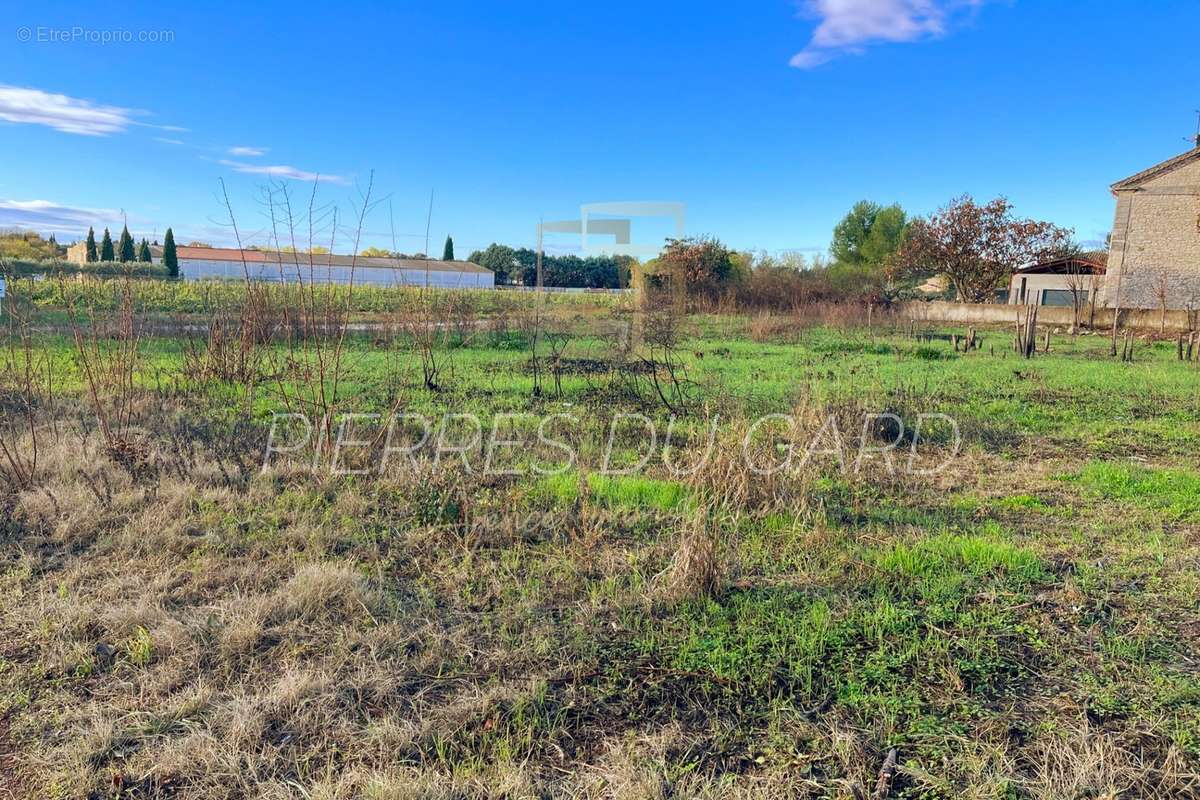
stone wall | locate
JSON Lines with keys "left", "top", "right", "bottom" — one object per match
{"left": 895, "top": 300, "right": 1198, "bottom": 332}
{"left": 1100, "top": 155, "right": 1200, "bottom": 310}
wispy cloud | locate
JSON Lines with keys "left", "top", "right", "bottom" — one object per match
{"left": 154, "top": 137, "right": 185, "bottom": 145}
{"left": 228, "top": 145, "right": 268, "bottom": 157}
{"left": 0, "top": 199, "right": 123, "bottom": 236}
{"left": 0, "top": 84, "right": 187, "bottom": 136}
{"left": 0, "top": 84, "right": 135, "bottom": 135}
{"left": 218, "top": 159, "right": 347, "bottom": 184}
{"left": 790, "top": 0, "right": 985, "bottom": 68}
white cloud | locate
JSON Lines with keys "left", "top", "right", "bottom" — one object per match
{"left": 0, "top": 84, "right": 187, "bottom": 136}
{"left": 0, "top": 84, "right": 135, "bottom": 135}
{"left": 218, "top": 159, "right": 347, "bottom": 184}
{"left": 228, "top": 145, "right": 268, "bottom": 157}
{"left": 790, "top": 0, "right": 984, "bottom": 68}
{"left": 155, "top": 137, "right": 185, "bottom": 145}
{"left": 0, "top": 199, "right": 123, "bottom": 237}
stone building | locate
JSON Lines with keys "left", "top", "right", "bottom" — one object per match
{"left": 1099, "top": 142, "right": 1200, "bottom": 310}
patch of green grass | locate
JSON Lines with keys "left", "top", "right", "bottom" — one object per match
{"left": 660, "top": 527, "right": 1048, "bottom": 731}
{"left": 994, "top": 493, "right": 1052, "bottom": 512}
{"left": 1071, "top": 461, "right": 1200, "bottom": 519}
{"left": 534, "top": 471, "right": 691, "bottom": 512}
{"left": 124, "top": 626, "right": 154, "bottom": 667}
{"left": 872, "top": 530, "right": 1046, "bottom": 588}
{"left": 914, "top": 345, "right": 952, "bottom": 361}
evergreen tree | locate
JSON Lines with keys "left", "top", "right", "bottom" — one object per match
{"left": 163, "top": 228, "right": 178, "bottom": 278}
{"left": 138, "top": 238, "right": 152, "bottom": 263}
{"left": 118, "top": 225, "right": 135, "bottom": 262}
{"left": 100, "top": 228, "right": 115, "bottom": 262}
{"left": 442, "top": 235, "right": 454, "bottom": 261}
{"left": 85, "top": 227, "right": 98, "bottom": 262}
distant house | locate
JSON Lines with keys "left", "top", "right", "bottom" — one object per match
{"left": 66, "top": 244, "right": 494, "bottom": 289}
{"left": 1099, "top": 141, "right": 1200, "bottom": 310}
{"left": 915, "top": 274, "right": 949, "bottom": 296}
{"left": 1007, "top": 254, "right": 1106, "bottom": 308}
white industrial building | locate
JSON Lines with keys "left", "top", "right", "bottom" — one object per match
{"left": 67, "top": 244, "right": 494, "bottom": 289}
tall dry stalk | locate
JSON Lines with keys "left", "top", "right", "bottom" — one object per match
{"left": 661, "top": 507, "right": 729, "bottom": 604}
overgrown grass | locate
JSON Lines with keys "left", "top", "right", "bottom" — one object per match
{"left": 1, "top": 312, "right": 1199, "bottom": 798}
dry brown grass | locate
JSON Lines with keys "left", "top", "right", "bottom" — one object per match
{"left": 660, "top": 509, "right": 726, "bottom": 604}
{"left": 1021, "top": 720, "right": 1200, "bottom": 799}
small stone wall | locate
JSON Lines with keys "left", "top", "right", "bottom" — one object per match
{"left": 895, "top": 301, "right": 1198, "bottom": 333}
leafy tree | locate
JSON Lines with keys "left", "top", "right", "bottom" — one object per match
{"left": 652, "top": 236, "right": 738, "bottom": 300}
{"left": 442, "top": 235, "right": 454, "bottom": 261}
{"left": 100, "top": 228, "right": 115, "bottom": 262}
{"left": 138, "top": 238, "right": 152, "bottom": 262}
{"left": 163, "top": 228, "right": 178, "bottom": 277}
{"left": 467, "top": 243, "right": 519, "bottom": 284}
{"left": 85, "top": 227, "right": 98, "bottom": 262}
{"left": 893, "top": 196, "right": 1073, "bottom": 303}
{"left": 860, "top": 205, "right": 907, "bottom": 265}
{"left": 118, "top": 225, "right": 135, "bottom": 263}
{"left": 831, "top": 201, "right": 907, "bottom": 267}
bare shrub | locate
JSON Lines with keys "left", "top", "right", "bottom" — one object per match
{"left": 181, "top": 309, "right": 263, "bottom": 387}
{"left": 546, "top": 325, "right": 570, "bottom": 398}
{"left": 516, "top": 299, "right": 547, "bottom": 397}
{"left": 630, "top": 290, "right": 698, "bottom": 414}
{"left": 397, "top": 291, "right": 477, "bottom": 392}
{"left": 248, "top": 175, "right": 378, "bottom": 450}
{"left": 69, "top": 272, "right": 150, "bottom": 475}
{"left": 0, "top": 298, "right": 55, "bottom": 488}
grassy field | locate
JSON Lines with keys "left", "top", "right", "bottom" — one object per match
{"left": 1, "top": 298, "right": 1199, "bottom": 798}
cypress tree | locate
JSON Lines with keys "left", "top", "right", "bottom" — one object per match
{"left": 442, "top": 235, "right": 454, "bottom": 261}
{"left": 138, "top": 238, "right": 152, "bottom": 263}
{"left": 100, "top": 228, "right": 115, "bottom": 262}
{"left": 163, "top": 228, "right": 178, "bottom": 278}
{"left": 85, "top": 227, "right": 98, "bottom": 262}
{"left": 118, "top": 225, "right": 135, "bottom": 262}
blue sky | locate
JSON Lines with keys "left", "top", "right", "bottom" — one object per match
{"left": 2, "top": 0, "right": 1198, "bottom": 257}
